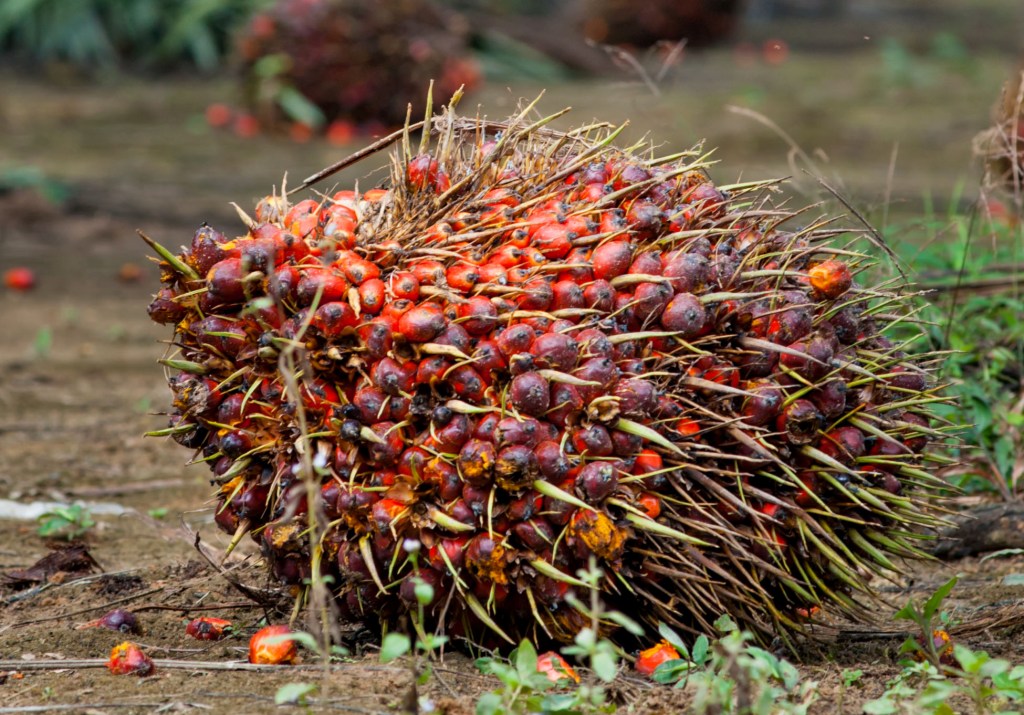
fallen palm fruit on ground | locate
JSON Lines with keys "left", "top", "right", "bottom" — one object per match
{"left": 145, "top": 95, "right": 950, "bottom": 651}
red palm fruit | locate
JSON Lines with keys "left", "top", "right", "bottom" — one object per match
{"left": 899, "top": 412, "right": 930, "bottom": 453}
{"left": 476, "top": 262, "right": 507, "bottom": 285}
{"left": 632, "top": 449, "right": 663, "bottom": 475}
{"left": 637, "top": 492, "right": 661, "bottom": 519}
{"left": 496, "top": 444, "right": 541, "bottom": 490}
{"left": 572, "top": 425, "right": 613, "bottom": 457}
{"left": 740, "top": 380, "right": 784, "bottom": 427}
{"left": 512, "top": 518, "right": 555, "bottom": 551}
{"left": 613, "top": 378, "right": 658, "bottom": 418}
{"left": 888, "top": 366, "right": 928, "bottom": 392}
{"left": 353, "top": 386, "right": 389, "bottom": 423}
{"left": 547, "top": 382, "right": 584, "bottom": 427}
{"left": 818, "top": 426, "right": 866, "bottom": 465}
{"left": 265, "top": 263, "right": 299, "bottom": 302}
{"left": 582, "top": 279, "right": 614, "bottom": 312}
{"left": 434, "top": 323, "right": 472, "bottom": 353}
{"left": 465, "top": 534, "right": 510, "bottom": 585}
{"left": 449, "top": 364, "right": 488, "bottom": 402}
{"left": 629, "top": 251, "right": 664, "bottom": 275}
{"left": 458, "top": 296, "right": 498, "bottom": 335}
{"left": 764, "top": 307, "right": 813, "bottom": 345}
{"left": 407, "top": 154, "right": 440, "bottom": 189}
{"left": 592, "top": 240, "right": 634, "bottom": 280}
{"left": 489, "top": 244, "right": 525, "bottom": 268}
{"left": 532, "top": 222, "right": 575, "bottom": 259}
{"left": 663, "top": 251, "right": 709, "bottom": 293}
{"left": 416, "top": 355, "right": 452, "bottom": 387}
{"left": 397, "top": 303, "right": 446, "bottom": 342}
{"left": 808, "top": 259, "right": 853, "bottom": 299}
{"left": 372, "top": 498, "right": 407, "bottom": 532}
{"left": 311, "top": 301, "right": 358, "bottom": 338}
{"left": 410, "top": 260, "right": 447, "bottom": 286}
{"left": 185, "top": 617, "right": 232, "bottom": 641}
{"left": 107, "top": 642, "right": 155, "bottom": 676}
{"left": 372, "top": 357, "right": 417, "bottom": 395}
{"left": 357, "top": 278, "right": 386, "bottom": 314}
{"left": 780, "top": 334, "right": 835, "bottom": 382}
{"left": 238, "top": 236, "right": 282, "bottom": 272}
{"left": 471, "top": 339, "right": 506, "bottom": 375}
{"left": 830, "top": 306, "right": 862, "bottom": 344}
{"left": 399, "top": 567, "right": 446, "bottom": 606}
{"left": 625, "top": 199, "right": 663, "bottom": 240}
{"left": 424, "top": 458, "right": 461, "bottom": 500}
{"left": 249, "top": 624, "right": 298, "bottom": 665}
{"left": 507, "top": 490, "right": 544, "bottom": 521}
{"left": 389, "top": 271, "right": 420, "bottom": 301}
{"left": 433, "top": 412, "right": 471, "bottom": 451}
{"left": 574, "top": 357, "right": 619, "bottom": 403}
{"left": 777, "top": 399, "right": 823, "bottom": 445}
{"left": 189, "top": 224, "right": 230, "bottom": 275}
{"left": 610, "top": 428, "right": 642, "bottom": 457}
{"left": 358, "top": 319, "right": 393, "bottom": 361}
{"left": 473, "top": 413, "right": 500, "bottom": 441}
{"left": 296, "top": 266, "right": 349, "bottom": 306}
{"left": 515, "top": 278, "right": 552, "bottom": 311}
{"left": 494, "top": 417, "right": 544, "bottom": 448}
{"left": 576, "top": 328, "right": 613, "bottom": 359}
{"left": 459, "top": 439, "right": 497, "bottom": 487}
{"left": 537, "top": 651, "right": 580, "bottom": 684}
{"left": 193, "top": 316, "right": 248, "bottom": 357}
{"left": 218, "top": 429, "right": 253, "bottom": 460}
{"left": 686, "top": 182, "right": 727, "bottom": 215}
{"left": 496, "top": 324, "right": 536, "bottom": 358}
{"left": 811, "top": 378, "right": 848, "bottom": 420}
{"left": 397, "top": 446, "right": 431, "bottom": 480}
{"left": 576, "top": 461, "right": 618, "bottom": 501}
{"left": 673, "top": 417, "right": 701, "bottom": 441}
{"left": 427, "top": 536, "right": 468, "bottom": 571}
{"left": 206, "top": 257, "right": 247, "bottom": 307}
{"left": 365, "top": 422, "right": 405, "bottom": 466}
{"left": 448, "top": 498, "right": 479, "bottom": 527}
{"left": 510, "top": 372, "right": 551, "bottom": 416}
{"left": 558, "top": 246, "right": 593, "bottom": 282}
{"left": 635, "top": 640, "right": 680, "bottom": 677}
{"left": 530, "top": 332, "right": 578, "bottom": 371}
{"left": 567, "top": 509, "right": 627, "bottom": 561}
{"left": 599, "top": 207, "right": 628, "bottom": 235}
{"left": 660, "top": 293, "right": 707, "bottom": 338}
{"left": 148, "top": 287, "right": 187, "bottom": 324}
{"left": 633, "top": 281, "right": 673, "bottom": 322}
{"left": 447, "top": 262, "right": 481, "bottom": 292}
{"left": 613, "top": 163, "right": 651, "bottom": 190}
{"left": 579, "top": 161, "right": 610, "bottom": 185}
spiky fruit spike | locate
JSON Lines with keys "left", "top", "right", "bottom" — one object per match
{"left": 148, "top": 99, "right": 946, "bottom": 655}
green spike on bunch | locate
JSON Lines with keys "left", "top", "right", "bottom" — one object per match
{"left": 144, "top": 96, "right": 951, "bottom": 652}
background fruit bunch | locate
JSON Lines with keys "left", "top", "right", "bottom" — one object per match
{"left": 146, "top": 102, "right": 947, "bottom": 649}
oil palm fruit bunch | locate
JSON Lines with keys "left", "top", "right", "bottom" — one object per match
{"left": 145, "top": 95, "right": 949, "bottom": 650}
{"left": 237, "top": 0, "right": 479, "bottom": 129}
{"left": 582, "top": 0, "right": 741, "bottom": 49}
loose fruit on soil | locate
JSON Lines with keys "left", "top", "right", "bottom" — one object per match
{"left": 145, "top": 97, "right": 948, "bottom": 651}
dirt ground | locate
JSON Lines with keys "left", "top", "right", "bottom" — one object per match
{"left": 2, "top": 34, "right": 1024, "bottom": 714}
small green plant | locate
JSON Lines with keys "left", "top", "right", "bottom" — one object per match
{"left": 864, "top": 575, "right": 1024, "bottom": 714}
{"left": 37, "top": 504, "right": 94, "bottom": 540}
{"left": 652, "top": 616, "right": 818, "bottom": 714}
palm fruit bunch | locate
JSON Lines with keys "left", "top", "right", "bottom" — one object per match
{"left": 237, "top": 0, "right": 479, "bottom": 129}
{"left": 145, "top": 97, "right": 948, "bottom": 650}
{"left": 582, "top": 0, "right": 741, "bottom": 49}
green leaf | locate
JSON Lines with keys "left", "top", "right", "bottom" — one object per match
{"left": 862, "top": 696, "right": 899, "bottom": 715}
{"left": 980, "top": 549, "right": 1024, "bottom": 563}
{"left": 605, "top": 610, "right": 645, "bottom": 637}
{"left": 591, "top": 649, "right": 618, "bottom": 683}
{"left": 379, "top": 632, "right": 411, "bottom": 663}
{"left": 414, "top": 579, "right": 435, "bottom": 607}
{"left": 691, "top": 634, "right": 709, "bottom": 665}
{"left": 657, "top": 622, "right": 689, "bottom": 659}
{"left": 922, "top": 576, "right": 958, "bottom": 623}
{"left": 1002, "top": 573, "right": 1024, "bottom": 586}
{"left": 713, "top": 614, "right": 737, "bottom": 633}
{"left": 276, "top": 85, "right": 326, "bottom": 129}
{"left": 514, "top": 639, "right": 538, "bottom": 681}
{"left": 475, "top": 691, "right": 502, "bottom": 715}
{"left": 274, "top": 682, "right": 317, "bottom": 705}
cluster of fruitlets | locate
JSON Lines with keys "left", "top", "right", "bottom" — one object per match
{"left": 237, "top": 0, "right": 479, "bottom": 128}
{"left": 147, "top": 106, "right": 946, "bottom": 648}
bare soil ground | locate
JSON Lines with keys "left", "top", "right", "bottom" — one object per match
{"left": 2, "top": 38, "right": 1024, "bottom": 713}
